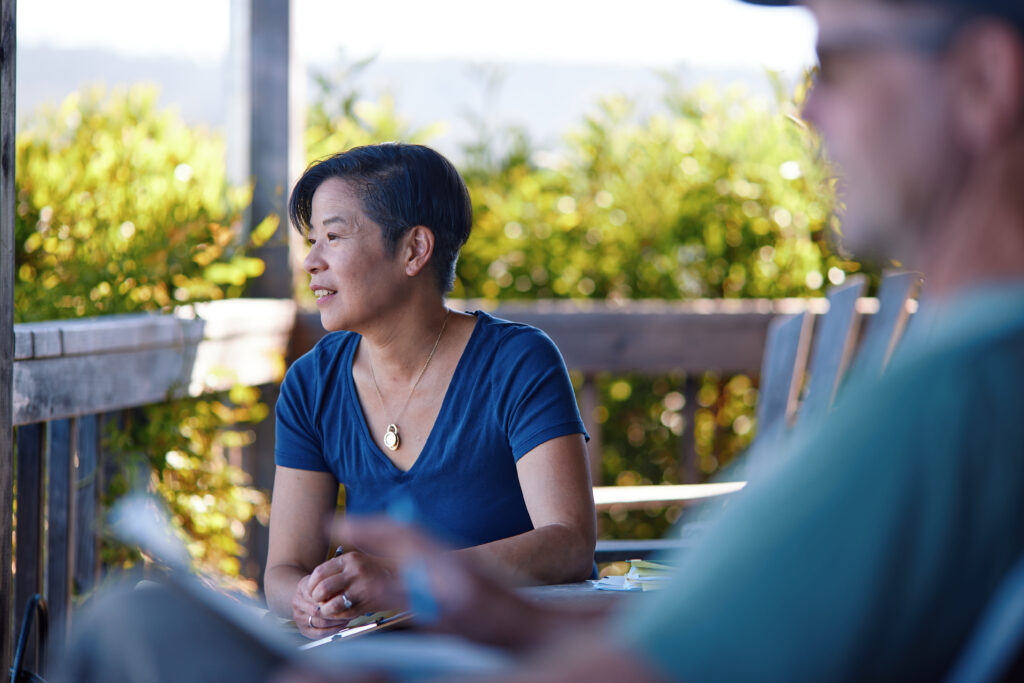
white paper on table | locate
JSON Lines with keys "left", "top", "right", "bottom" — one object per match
{"left": 589, "top": 576, "right": 642, "bottom": 592}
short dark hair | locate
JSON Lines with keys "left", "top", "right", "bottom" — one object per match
{"left": 741, "top": 0, "right": 1024, "bottom": 37}
{"left": 289, "top": 143, "right": 473, "bottom": 293}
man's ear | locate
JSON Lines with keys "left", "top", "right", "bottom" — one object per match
{"left": 950, "top": 20, "right": 1024, "bottom": 151}
{"left": 401, "top": 225, "right": 436, "bottom": 278}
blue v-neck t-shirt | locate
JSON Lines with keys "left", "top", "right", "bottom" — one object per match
{"left": 274, "top": 311, "right": 587, "bottom": 549}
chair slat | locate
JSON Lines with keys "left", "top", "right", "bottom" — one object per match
{"left": 797, "top": 276, "right": 867, "bottom": 428}
{"left": 850, "top": 271, "right": 922, "bottom": 378}
{"left": 756, "top": 310, "right": 813, "bottom": 439}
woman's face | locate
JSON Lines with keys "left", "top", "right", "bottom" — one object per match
{"left": 303, "top": 177, "right": 405, "bottom": 332}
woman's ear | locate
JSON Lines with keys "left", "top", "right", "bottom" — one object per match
{"left": 402, "top": 225, "right": 436, "bottom": 278}
{"left": 950, "top": 20, "right": 1024, "bottom": 152}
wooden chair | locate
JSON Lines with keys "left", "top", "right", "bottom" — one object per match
{"left": 848, "top": 270, "right": 922, "bottom": 379}
{"left": 796, "top": 276, "right": 868, "bottom": 428}
{"left": 742, "top": 275, "right": 867, "bottom": 477}
{"left": 591, "top": 309, "right": 812, "bottom": 510}
{"left": 593, "top": 272, "right": 920, "bottom": 562}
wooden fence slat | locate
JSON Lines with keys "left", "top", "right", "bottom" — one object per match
{"left": 45, "top": 419, "right": 74, "bottom": 646}
{"left": 1, "top": 0, "right": 17, "bottom": 672}
{"left": 13, "top": 422, "right": 43, "bottom": 672}
{"left": 679, "top": 376, "right": 700, "bottom": 484}
{"left": 242, "top": 384, "right": 278, "bottom": 590}
{"left": 578, "top": 374, "right": 603, "bottom": 485}
{"left": 74, "top": 415, "right": 100, "bottom": 595}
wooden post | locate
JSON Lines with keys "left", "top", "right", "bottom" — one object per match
{"left": 242, "top": 383, "right": 278, "bottom": 590}
{"left": 679, "top": 375, "right": 700, "bottom": 484}
{"left": 241, "top": 0, "right": 298, "bottom": 589}
{"left": 1, "top": 0, "right": 17, "bottom": 672}
{"left": 579, "top": 374, "right": 603, "bottom": 485}
{"left": 13, "top": 424, "right": 42, "bottom": 673}
{"left": 246, "top": 0, "right": 294, "bottom": 298}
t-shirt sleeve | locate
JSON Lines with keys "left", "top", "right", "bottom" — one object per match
{"left": 274, "top": 354, "right": 330, "bottom": 472}
{"left": 500, "top": 327, "right": 588, "bottom": 460}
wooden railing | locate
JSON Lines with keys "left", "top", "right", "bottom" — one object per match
{"left": 293, "top": 297, "right": 843, "bottom": 485}
{"left": 8, "top": 295, "right": 878, "bottom": 671}
{"left": 8, "top": 299, "right": 295, "bottom": 665}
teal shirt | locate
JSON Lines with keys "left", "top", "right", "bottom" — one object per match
{"left": 621, "top": 285, "right": 1024, "bottom": 682}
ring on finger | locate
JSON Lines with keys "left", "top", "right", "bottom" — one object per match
{"left": 342, "top": 593, "right": 353, "bottom": 610}
{"left": 308, "top": 614, "right": 314, "bottom": 628}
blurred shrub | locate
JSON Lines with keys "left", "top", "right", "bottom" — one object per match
{"left": 14, "top": 86, "right": 269, "bottom": 321}
{"left": 14, "top": 86, "right": 271, "bottom": 591}
{"left": 306, "top": 59, "right": 443, "bottom": 163}
{"left": 102, "top": 387, "right": 269, "bottom": 584}
{"left": 456, "top": 78, "right": 851, "bottom": 301}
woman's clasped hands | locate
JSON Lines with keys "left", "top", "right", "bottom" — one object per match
{"left": 293, "top": 547, "right": 403, "bottom": 638}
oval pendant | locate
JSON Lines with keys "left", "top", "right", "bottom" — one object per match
{"left": 383, "top": 424, "right": 400, "bottom": 451}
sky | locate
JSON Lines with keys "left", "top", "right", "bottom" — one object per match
{"left": 18, "top": 0, "right": 816, "bottom": 72}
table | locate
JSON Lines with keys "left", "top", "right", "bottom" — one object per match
{"left": 519, "top": 581, "right": 648, "bottom": 607}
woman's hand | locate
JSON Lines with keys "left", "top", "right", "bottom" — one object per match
{"left": 334, "top": 516, "right": 551, "bottom": 651}
{"left": 295, "top": 550, "right": 405, "bottom": 635}
{"left": 292, "top": 572, "right": 349, "bottom": 639}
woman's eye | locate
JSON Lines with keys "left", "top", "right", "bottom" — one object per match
{"left": 326, "top": 233, "right": 339, "bottom": 241}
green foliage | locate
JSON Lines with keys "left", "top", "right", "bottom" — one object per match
{"left": 13, "top": 87, "right": 270, "bottom": 590}
{"left": 594, "top": 372, "right": 760, "bottom": 540}
{"left": 102, "top": 389, "right": 270, "bottom": 587}
{"left": 305, "top": 59, "right": 443, "bottom": 163}
{"left": 455, "top": 79, "right": 852, "bottom": 301}
{"left": 14, "top": 86, "right": 260, "bottom": 322}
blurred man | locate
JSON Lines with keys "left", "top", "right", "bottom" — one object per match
{"left": 54, "top": 1, "right": 1024, "bottom": 681}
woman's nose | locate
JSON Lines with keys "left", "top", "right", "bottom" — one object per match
{"left": 303, "top": 246, "right": 324, "bottom": 274}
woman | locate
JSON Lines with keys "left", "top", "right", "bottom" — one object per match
{"left": 264, "top": 143, "right": 596, "bottom": 639}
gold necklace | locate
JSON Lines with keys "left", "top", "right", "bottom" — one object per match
{"left": 367, "top": 309, "right": 451, "bottom": 452}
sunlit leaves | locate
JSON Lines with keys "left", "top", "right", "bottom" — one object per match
{"left": 14, "top": 85, "right": 254, "bottom": 322}
{"left": 455, "top": 80, "right": 851, "bottom": 303}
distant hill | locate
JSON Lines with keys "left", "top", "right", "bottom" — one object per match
{"left": 17, "top": 45, "right": 229, "bottom": 128}
{"left": 16, "top": 45, "right": 783, "bottom": 159}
